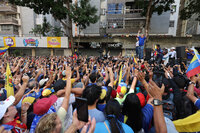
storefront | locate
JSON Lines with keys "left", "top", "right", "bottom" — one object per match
{"left": 0, "top": 37, "right": 70, "bottom": 56}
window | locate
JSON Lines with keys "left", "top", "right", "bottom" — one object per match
{"left": 13, "top": 26, "right": 18, "bottom": 32}
{"left": 107, "top": 18, "right": 123, "bottom": 29}
{"left": 169, "top": 21, "right": 175, "bottom": 27}
{"left": 1, "top": 25, "right": 12, "bottom": 31}
{"left": 107, "top": 3, "right": 123, "bottom": 14}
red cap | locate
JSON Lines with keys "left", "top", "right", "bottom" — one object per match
{"left": 141, "top": 65, "right": 145, "bottom": 70}
{"left": 33, "top": 95, "right": 57, "bottom": 115}
{"left": 136, "top": 93, "right": 146, "bottom": 107}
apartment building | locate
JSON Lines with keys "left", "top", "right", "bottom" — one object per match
{"left": 0, "top": 1, "right": 21, "bottom": 36}
{"left": 106, "top": 0, "right": 146, "bottom": 35}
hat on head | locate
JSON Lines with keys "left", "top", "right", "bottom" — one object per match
{"left": 33, "top": 95, "right": 57, "bottom": 115}
{"left": 62, "top": 70, "right": 66, "bottom": 76}
{"left": 100, "top": 86, "right": 108, "bottom": 100}
{"left": 22, "top": 97, "right": 35, "bottom": 105}
{"left": 39, "top": 78, "right": 48, "bottom": 87}
{"left": 171, "top": 47, "right": 175, "bottom": 50}
{"left": 117, "top": 82, "right": 127, "bottom": 96}
{"left": 0, "top": 96, "right": 15, "bottom": 120}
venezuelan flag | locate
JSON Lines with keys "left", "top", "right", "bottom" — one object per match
{"left": 0, "top": 47, "right": 8, "bottom": 56}
{"left": 186, "top": 49, "right": 200, "bottom": 78}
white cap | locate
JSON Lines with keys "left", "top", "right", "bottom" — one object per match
{"left": 39, "top": 78, "right": 49, "bottom": 87}
{"left": 0, "top": 96, "right": 15, "bottom": 120}
{"left": 171, "top": 47, "right": 175, "bottom": 50}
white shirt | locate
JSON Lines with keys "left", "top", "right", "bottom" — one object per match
{"left": 136, "top": 41, "right": 139, "bottom": 47}
{"left": 169, "top": 51, "right": 177, "bottom": 59}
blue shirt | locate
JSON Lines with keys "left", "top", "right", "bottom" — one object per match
{"left": 187, "top": 52, "right": 194, "bottom": 59}
{"left": 94, "top": 120, "right": 134, "bottom": 133}
{"left": 89, "top": 109, "right": 106, "bottom": 123}
{"left": 97, "top": 104, "right": 106, "bottom": 112}
{"left": 142, "top": 104, "right": 154, "bottom": 133}
{"left": 194, "top": 99, "right": 200, "bottom": 110}
{"left": 138, "top": 36, "right": 146, "bottom": 46}
{"left": 30, "top": 106, "right": 56, "bottom": 133}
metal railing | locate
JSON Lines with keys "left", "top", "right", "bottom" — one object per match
{"left": 0, "top": 4, "right": 17, "bottom": 13}
{"left": 0, "top": 17, "right": 18, "bottom": 25}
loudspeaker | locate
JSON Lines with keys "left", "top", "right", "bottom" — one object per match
{"left": 145, "top": 48, "right": 152, "bottom": 60}
{"left": 176, "top": 46, "right": 186, "bottom": 59}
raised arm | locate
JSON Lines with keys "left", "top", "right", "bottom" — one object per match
{"left": 148, "top": 81, "right": 167, "bottom": 133}
{"left": 186, "top": 76, "right": 198, "bottom": 103}
{"left": 61, "top": 66, "right": 72, "bottom": 111}
{"left": 13, "top": 75, "right": 29, "bottom": 106}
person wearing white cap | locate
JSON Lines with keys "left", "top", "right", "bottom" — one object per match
{"left": 0, "top": 75, "right": 30, "bottom": 133}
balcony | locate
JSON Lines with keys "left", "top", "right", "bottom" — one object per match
{"left": 0, "top": 4, "right": 17, "bottom": 13}
{"left": 0, "top": 18, "right": 19, "bottom": 25}
{"left": 0, "top": 30, "right": 19, "bottom": 36}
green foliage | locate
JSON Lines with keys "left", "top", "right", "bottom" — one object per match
{"left": 52, "top": 27, "right": 64, "bottom": 37}
{"left": 69, "top": 0, "right": 99, "bottom": 29}
{"left": 29, "top": 17, "right": 52, "bottom": 36}
{"left": 9, "top": 0, "right": 68, "bottom": 20}
{"left": 180, "top": 0, "right": 200, "bottom": 21}
{"left": 135, "top": 0, "right": 174, "bottom": 17}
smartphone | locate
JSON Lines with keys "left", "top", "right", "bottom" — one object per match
{"left": 75, "top": 97, "right": 88, "bottom": 122}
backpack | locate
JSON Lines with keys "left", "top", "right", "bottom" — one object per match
{"left": 162, "top": 93, "right": 176, "bottom": 120}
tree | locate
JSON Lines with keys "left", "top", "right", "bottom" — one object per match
{"left": 9, "top": 0, "right": 98, "bottom": 53}
{"left": 29, "top": 17, "right": 52, "bottom": 37}
{"left": 51, "top": 27, "right": 64, "bottom": 37}
{"left": 136, "top": 0, "right": 174, "bottom": 33}
{"left": 69, "top": 0, "right": 99, "bottom": 51}
{"left": 180, "top": 0, "right": 200, "bottom": 21}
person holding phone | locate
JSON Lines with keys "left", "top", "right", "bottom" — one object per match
{"left": 94, "top": 99, "right": 134, "bottom": 133}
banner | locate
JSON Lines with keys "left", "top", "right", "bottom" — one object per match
{"left": 3, "top": 37, "right": 16, "bottom": 47}
{"left": 47, "top": 37, "right": 61, "bottom": 48}
{"left": 23, "top": 38, "right": 39, "bottom": 47}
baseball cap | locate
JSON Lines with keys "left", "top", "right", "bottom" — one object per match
{"left": 62, "top": 70, "right": 66, "bottom": 76}
{"left": 171, "top": 47, "right": 175, "bottom": 50}
{"left": 100, "top": 86, "right": 108, "bottom": 100}
{"left": 39, "top": 78, "right": 48, "bottom": 87}
{"left": 33, "top": 95, "right": 57, "bottom": 115}
{"left": 117, "top": 82, "right": 127, "bottom": 96}
{"left": 0, "top": 96, "right": 15, "bottom": 120}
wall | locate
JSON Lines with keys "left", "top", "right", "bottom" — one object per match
{"left": 74, "top": 35, "right": 200, "bottom": 49}
{"left": 168, "top": 0, "right": 180, "bottom": 36}
{"left": 150, "top": 11, "right": 171, "bottom": 34}
{"left": 82, "top": 0, "right": 101, "bottom": 35}
{"left": 20, "top": 7, "right": 36, "bottom": 37}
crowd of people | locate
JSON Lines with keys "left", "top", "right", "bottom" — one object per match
{"left": 0, "top": 50, "right": 200, "bottom": 133}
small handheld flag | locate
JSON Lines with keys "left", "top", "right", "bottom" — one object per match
{"left": 186, "top": 49, "right": 200, "bottom": 78}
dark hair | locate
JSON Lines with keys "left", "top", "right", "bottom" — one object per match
{"left": 89, "top": 73, "right": 97, "bottom": 83}
{"left": 104, "top": 99, "right": 125, "bottom": 133}
{"left": 122, "top": 93, "right": 143, "bottom": 132}
{"left": 82, "top": 84, "right": 101, "bottom": 105}
{"left": 53, "top": 79, "right": 66, "bottom": 92}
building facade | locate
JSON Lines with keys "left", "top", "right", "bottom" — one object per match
{"left": 0, "top": 1, "right": 21, "bottom": 36}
